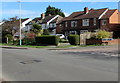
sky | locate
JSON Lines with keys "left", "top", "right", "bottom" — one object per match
{"left": 0, "top": 2, "right": 119, "bottom": 21}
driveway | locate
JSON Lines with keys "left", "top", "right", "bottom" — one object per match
{"left": 2, "top": 45, "right": 118, "bottom": 81}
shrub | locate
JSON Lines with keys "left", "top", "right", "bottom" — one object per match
{"left": 35, "top": 35, "right": 60, "bottom": 45}
{"left": 43, "top": 29, "right": 50, "bottom": 35}
{"left": 96, "top": 30, "right": 110, "bottom": 39}
{"left": 5, "top": 34, "right": 13, "bottom": 42}
{"left": 68, "top": 35, "right": 79, "bottom": 45}
{"left": 22, "top": 38, "right": 35, "bottom": 45}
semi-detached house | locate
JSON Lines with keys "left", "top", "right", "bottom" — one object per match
{"left": 26, "top": 14, "right": 63, "bottom": 35}
{"left": 56, "top": 7, "right": 120, "bottom": 38}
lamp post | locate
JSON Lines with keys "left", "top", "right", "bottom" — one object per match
{"left": 17, "top": 0, "right": 22, "bottom": 46}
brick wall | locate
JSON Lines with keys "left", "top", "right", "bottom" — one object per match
{"left": 86, "top": 39, "right": 120, "bottom": 45}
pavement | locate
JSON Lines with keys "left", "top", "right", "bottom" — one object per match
{"left": 1, "top": 45, "right": 119, "bottom": 81}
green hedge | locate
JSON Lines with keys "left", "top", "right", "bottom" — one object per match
{"left": 35, "top": 35, "right": 60, "bottom": 45}
{"left": 68, "top": 35, "right": 80, "bottom": 45}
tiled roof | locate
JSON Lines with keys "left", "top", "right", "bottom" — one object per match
{"left": 42, "top": 15, "right": 56, "bottom": 23}
{"left": 62, "top": 8, "right": 117, "bottom": 21}
{"left": 33, "top": 17, "right": 42, "bottom": 21}
{"left": 4, "top": 18, "right": 29, "bottom": 24}
{"left": 101, "top": 9, "right": 117, "bottom": 19}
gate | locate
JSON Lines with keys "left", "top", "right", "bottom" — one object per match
{"left": 80, "top": 30, "right": 88, "bottom": 45}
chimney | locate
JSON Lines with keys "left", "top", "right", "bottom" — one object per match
{"left": 84, "top": 7, "right": 89, "bottom": 14}
{"left": 41, "top": 13, "right": 45, "bottom": 19}
{"left": 90, "top": 8, "right": 94, "bottom": 10}
{"left": 49, "top": 14, "right": 51, "bottom": 16}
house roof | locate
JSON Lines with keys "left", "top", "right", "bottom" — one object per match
{"left": 42, "top": 15, "right": 57, "bottom": 23}
{"left": 51, "top": 16, "right": 63, "bottom": 23}
{"left": 32, "top": 17, "right": 42, "bottom": 21}
{"left": 62, "top": 8, "right": 117, "bottom": 21}
{"left": 101, "top": 9, "right": 117, "bottom": 19}
{"left": 4, "top": 18, "right": 29, "bottom": 24}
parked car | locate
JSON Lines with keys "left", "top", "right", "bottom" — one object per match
{"left": 56, "top": 34, "right": 65, "bottom": 39}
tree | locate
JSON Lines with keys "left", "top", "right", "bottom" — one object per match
{"left": 32, "top": 23, "right": 42, "bottom": 36}
{"left": 43, "top": 29, "right": 50, "bottom": 35}
{"left": 1, "top": 16, "right": 20, "bottom": 38}
{"left": 96, "top": 30, "right": 110, "bottom": 39}
{"left": 45, "top": 5, "right": 65, "bottom": 17}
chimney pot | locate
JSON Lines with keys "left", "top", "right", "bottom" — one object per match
{"left": 84, "top": 7, "right": 89, "bottom": 14}
{"left": 41, "top": 13, "right": 45, "bottom": 19}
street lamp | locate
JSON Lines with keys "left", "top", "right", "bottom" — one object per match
{"left": 17, "top": 0, "right": 22, "bottom": 46}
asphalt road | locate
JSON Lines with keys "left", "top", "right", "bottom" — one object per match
{"left": 2, "top": 46, "right": 118, "bottom": 81}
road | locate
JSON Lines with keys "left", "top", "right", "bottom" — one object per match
{"left": 2, "top": 46, "right": 118, "bottom": 81}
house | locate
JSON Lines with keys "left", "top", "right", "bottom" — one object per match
{"left": 1, "top": 18, "right": 32, "bottom": 39}
{"left": 0, "top": 21, "right": 4, "bottom": 25}
{"left": 56, "top": 7, "right": 120, "bottom": 38}
{"left": 26, "top": 13, "right": 63, "bottom": 35}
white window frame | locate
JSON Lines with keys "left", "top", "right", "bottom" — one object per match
{"left": 70, "top": 31, "right": 77, "bottom": 34}
{"left": 53, "top": 23, "right": 56, "bottom": 27}
{"left": 82, "top": 19, "right": 89, "bottom": 26}
{"left": 49, "top": 23, "right": 53, "bottom": 28}
{"left": 102, "top": 20, "right": 107, "bottom": 25}
{"left": 93, "top": 18, "right": 96, "bottom": 26}
{"left": 65, "top": 22, "right": 68, "bottom": 27}
{"left": 71, "top": 21, "right": 77, "bottom": 27}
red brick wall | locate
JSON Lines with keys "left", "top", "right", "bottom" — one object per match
{"left": 86, "top": 39, "right": 120, "bottom": 45}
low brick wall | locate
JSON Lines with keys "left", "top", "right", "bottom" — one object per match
{"left": 86, "top": 39, "right": 120, "bottom": 45}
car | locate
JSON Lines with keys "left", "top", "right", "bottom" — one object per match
{"left": 55, "top": 34, "right": 65, "bottom": 39}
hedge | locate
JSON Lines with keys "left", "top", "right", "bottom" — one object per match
{"left": 68, "top": 35, "right": 80, "bottom": 45}
{"left": 35, "top": 35, "right": 59, "bottom": 45}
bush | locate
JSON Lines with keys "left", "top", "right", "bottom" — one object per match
{"left": 96, "top": 30, "right": 110, "bottom": 39}
{"left": 68, "top": 35, "right": 79, "bottom": 45}
{"left": 22, "top": 38, "right": 35, "bottom": 45}
{"left": 43, "top": 29, "right": 50, "bottom": 35}
{"left": 59, "top": 38, "right": 68, "bottom": 43}
{"left": 5, "top": 34, "right": 13, "bottom": 43}
{"left": 35, "top": 35, "right": 60, "bottom": 45}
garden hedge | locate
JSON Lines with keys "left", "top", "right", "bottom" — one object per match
{"left": 35, "top": 35, "right": 59, "bottom": 45}
{"left": 68, "top": 35, "right": 80, "bottom": 45}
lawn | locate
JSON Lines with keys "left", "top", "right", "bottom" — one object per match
{"left": 0, "top": 43, "right": 51, "bottom": 48}
{"left": 0, "top": 43, "right": 105, "bottom": 49}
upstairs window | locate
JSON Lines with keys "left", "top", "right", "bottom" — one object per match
{"left": 71, "top": 21, "right": 77, "bottom": 27}
{"left": 49, "top": 23, "right": 53, "bottom": 28}
{"left": 102, "top": 20, "right": 107, "bottom": 25}
{"left": 93, "top": 18, "right": 96, "bottom": 26}
{"left": 82, "top": 19, "right": 89, "bottom": 26}
{"left": 49, "top": 23, "right": 56, "bottom": 28}
{"left": 53, "top": 23, "right": 56, "bottom": 27}
{"left": 65, "top": 22, "right": 68, "bottom": 27}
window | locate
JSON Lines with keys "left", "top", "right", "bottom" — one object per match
{"left": 49, "top": 23, "right": 56, "bottom": 28}
{"left": 65, "top": 22, "right": 68, "bottom": 27}
{"left": 71, "top": 21, "right": 77, "bottom": 27}
{"left": 93, "top": 18, "right": 96, "bottom": 26}
{"left": 53, "top": 23, "right": 56, "bottom": 27}
{"left": 102, "top": 20, "right": 107, "bottom": 25}
{"left": 70, "top": 31, "right": 77, "bottom": 34}
{"left": 82, "top": 19, "right": 89, "bottom": 26}
{"left": 49, "top": 23, "right": 53, "bottom": 28}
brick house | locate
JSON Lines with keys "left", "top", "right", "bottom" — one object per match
{"left": 56, "top": 7, "right": 120, "bottom": 38}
